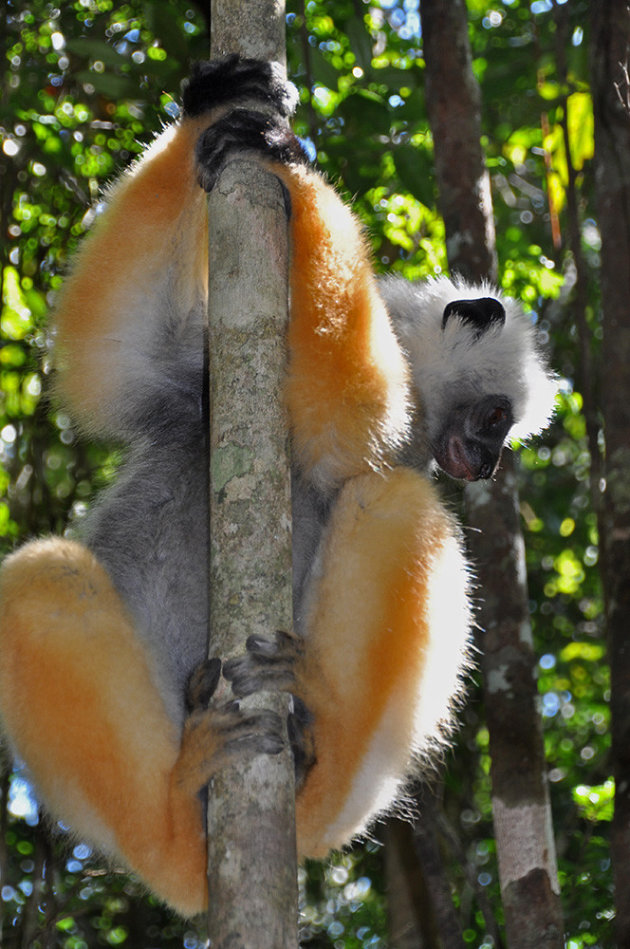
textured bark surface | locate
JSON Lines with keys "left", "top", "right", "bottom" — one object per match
{"left": 591, "top": 3, "right": 630, "bottom": 944}
{"left": 211, "top": 0, "right": 286, "bottom": 62}
{"left": 466, "top": 459, "right": 563, "bottom": 947}
{"left": 420, "top": 0, "right": 563, "bottom": 944}
{"left": 205, "top": 4, "right": 297, "bottom": 945}
{"left": 384, "top": 820, "right": 433, "bottom": 949}
{"left": 411, "top": 802, "right": 467, "bottom": 949}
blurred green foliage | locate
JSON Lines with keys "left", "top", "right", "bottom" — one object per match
{"left": 0, "top": 0, "right": 611, "bottom": 946}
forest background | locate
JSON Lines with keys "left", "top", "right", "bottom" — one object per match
{"left": 0, "top": 1, "right": 625, "bottom": 948}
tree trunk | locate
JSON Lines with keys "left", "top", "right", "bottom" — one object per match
{"left": 420, "top": 1, "right": 564, "bottom": 945}
{"left": 420, "top": 0, "right": 497, "bottom": 284}
{"left": 411, "top": 798, "right": 466, "bottom": 949}
{"left": 590, "top": 4, "right": 630, "bottom": 945}
{"left": 384, "top": 819, "right": 432, "bottom": 949}
{"left": 205, "top": 3, "right": 298, "bottom": 947}
{"left": 465, "top": 457, "right": 563, "bottom": 948}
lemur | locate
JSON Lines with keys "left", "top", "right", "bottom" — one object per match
{"left": 0, "top": 56, "right": 557, "bottom": 916}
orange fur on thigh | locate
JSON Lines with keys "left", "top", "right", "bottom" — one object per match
{"left": 0, "top": 538, "right": 208, "bottom": 915}
{"left": 295, "top": 468, "right": 468, "bottom": 854}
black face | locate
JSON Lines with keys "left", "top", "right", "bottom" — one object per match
{"left": 433, "top": 394, "right": 514, "bottom": 481}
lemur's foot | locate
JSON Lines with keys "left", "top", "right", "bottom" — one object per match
{"left": 182, "top": 56, "right": 298, "bottom": 121}
{"left": 176, "top": 655, "right": 284, "bottom": 793}
{"left": 224, "top": 631, "right": 316, "bottom": 786}
{"left": 195, "top": 109, "right": 307, "bottom": 193}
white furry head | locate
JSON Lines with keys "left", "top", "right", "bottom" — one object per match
{"left": 379, "top": 274, "right": 558, "bottom": 448}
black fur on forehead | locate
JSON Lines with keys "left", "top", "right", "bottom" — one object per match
{"left": 442, "top": 297, "right": 506, "bottom": 337}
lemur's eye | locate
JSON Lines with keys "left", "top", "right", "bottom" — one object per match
{"left": 486, "top": 405, "right": 508, "bottom": 428}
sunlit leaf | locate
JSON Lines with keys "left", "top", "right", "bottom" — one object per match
{"left": 573, "top": 780, "right": 614, "bottom": 823}
{"left": 568, "top": 91, "right": 594, "bottom": 171}
{"left": 561, "top": 642, "right": 606, "bottom": 663}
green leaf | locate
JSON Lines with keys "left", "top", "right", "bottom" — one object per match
{"left": 338, "top": 89, "right": 390, "bottom": 137}
{"left": 572, "top": 780, "right": 614, "bottom": 822}
{"left": 392, "top": 143, "right": 435, "bottom": 206}
{"left": 66, "top": 38, "right": 126, "bottom": 68}
{"left": 74, "top": 71, "right": 146, "bottom": 100}
{"left": 310, "top": 48, "right": 342, "bottom": 90}
{"left": 568, "top": 91, "right": 594, "bottom": 171}
{"left": 346, "top": 15, "right": 373, "bottom": 73}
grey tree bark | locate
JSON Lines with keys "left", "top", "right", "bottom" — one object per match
{"left": 420, "top": 1, "right": 564, "bottom": 945}
{"left": 590, "top": 3, "right": 630, "bottom": 945}
{"left": 205, "top": 3, "right": 298, "bottom": 946}
{"left": 384, "top": 819, "right": 432, "bottom": 949}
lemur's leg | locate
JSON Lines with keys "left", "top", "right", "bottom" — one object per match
{"left": 0, "top": 538, "right": 282, "bottom": 916}
{"left": 294, "top": 467, "right": 470, "bottom": 854}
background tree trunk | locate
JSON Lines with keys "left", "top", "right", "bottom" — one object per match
{"left": 384, "top": 819, "right": 432, "bottom": 949}
{"left": 420, "top": 0, "right": 497, "bottom": 285}
{"left": 591, "top": 3, "right": 630, "bottom": 945}
{"left": 205, "top": 3, "right": 298, "bottom": 946}
{"left": 420, "top": 0, "right": 564, "bottom": 944}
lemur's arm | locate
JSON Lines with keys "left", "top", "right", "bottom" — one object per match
{"left": 53, "top": 119, "right": 208, "bottom": 437}
{"left": 192, "top": 98, "right": 411, "bottom": 489}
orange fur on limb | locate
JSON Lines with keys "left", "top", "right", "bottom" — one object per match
{"left": 0, "top": 540, "right": 208, "bottom": 915}
{"left": 0, "top": 57, "right": 555, "bottom": 917}
{"left": 294, "top": 468, "right": 470, "bottom": 855}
